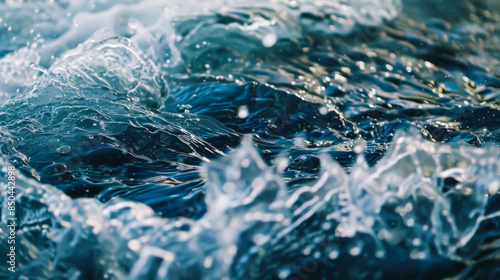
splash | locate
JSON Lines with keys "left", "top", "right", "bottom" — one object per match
{"left": 2, "top": 132, "right": 500, "bottom": 279}
{"left": 1, "top": 0, "right": 500, "bottom": 279}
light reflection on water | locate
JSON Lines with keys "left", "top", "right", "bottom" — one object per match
{"left": 0, "top": 0, "right": 500, "bottom": 279}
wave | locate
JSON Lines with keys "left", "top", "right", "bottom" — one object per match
{"left": 2, "top": 131, "right": 500, "bottom": 279}
{"left": 1, "top": 0, "right": 500, "bottom": 279}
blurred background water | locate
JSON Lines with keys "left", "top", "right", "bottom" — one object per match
{"left": 0, "top": 0, "right": 500, "bottom": 279}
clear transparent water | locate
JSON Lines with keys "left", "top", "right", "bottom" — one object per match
{"left": 0, "top": 0, "right": 500, "bottom": 279}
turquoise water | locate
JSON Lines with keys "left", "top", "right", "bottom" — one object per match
{"left": 0, "top": 0, "right": 500, "bottom": 279}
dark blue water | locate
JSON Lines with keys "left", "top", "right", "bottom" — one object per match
{"left": 1, "top": 0, "right": 500, "bottom": 279}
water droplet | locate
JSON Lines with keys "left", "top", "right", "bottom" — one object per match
{"left": 262, "top": 33, "right": 277, "bottom": 48}
{"left": 375, "top": 250, "right": 385, "bottom": 258}
{"left": 55, "top": 146, "right": 72, "bottom": 156}
{"left": 328, "top": 248, "right": 339, "bottom": 259}
{"left": 128, "top": 239, "right": 141, "bottom": 252}
{"left": 238, "top": 106, "right": 249, "bottom": 118}
{"left": 319, "top": 107, "right": 328, "bottom": 115}
{"left": 322, "top": 222, "right": 332, "bottom": 230}
{"left": 203, "top": 256, "right": 213, "bottom": 268}
{"left": 349, "top": 246, "right": 361, "bottom": 256}
{"left": 489, "top": 180, "right": 499, "bottom": 195}
{"left": 278, "top": 268, "right": 291, "bottom": 279}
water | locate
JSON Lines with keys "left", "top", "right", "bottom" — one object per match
{"left": 0, "top": 0, "right": 500, "bottom": 279}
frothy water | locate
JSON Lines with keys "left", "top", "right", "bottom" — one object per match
{"left": 1, "top": 0, "right": 500, "bottom": 279}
